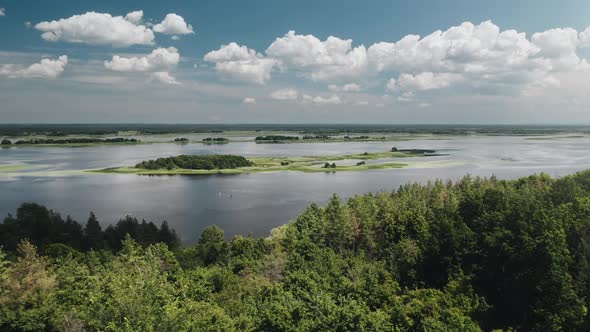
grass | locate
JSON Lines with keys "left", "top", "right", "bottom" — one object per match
{"left": 0, "top": 165, "right": 31, "bottom": 173}
{"left": 90, "top": 150, "right": 426, "bottom": 176}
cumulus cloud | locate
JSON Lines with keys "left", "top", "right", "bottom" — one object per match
{"left": 0, "top": 55, "right": 68, "bottom": 79}
{"left": 328, "top": 83, "right": 362, "bottom": 92}
{"left": 389, "top": 72, "right": 463, "bottom": 92}
{"left": 204, "top": 42, "right": 277, "bottom": 84}
{"left": 124, "top": 10, "right": 143, "bottom": 24}
{"left": 269, "top": 88, "right": 299, "bottom": 100}
{"left": 0, "top": 8, "right": 5, "bottom": 16}
{"left": 302, "top": 94, "right": 342, "bottom": 105}
{"left": 35, "top": 11, "right": 154, "bottom": 47}
{"left": 105, "top": 47, "right": 180, "bottom": 72}
{"left": 149, "top": 71, "right": 179, "bottom": 85}
{"left": 205, "top": 20, "right": 590, "bottom": 99}
{"left": 242, "top": 97, "right": 256, "bottom": 104}
{"left": 368, "top": 21, "right": 586, "bottom": 95}
{"left": 153, "top": 13, "right": 194, "bottom": 35}
{"left": 266, "top": 31, "right": 368, "bottom": 82}
{"left": 580, "top": 26, "right": 590, "bottom": 47}
{"left": 531, "top": 28, "right": 580, "bottom": 70}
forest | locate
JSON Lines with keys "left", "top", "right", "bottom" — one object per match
{"left": 2, "top": 170, "right": 590, "bottom": 331}
{"left": 135, "top": 155, "right": 253, "bottom": 170}
{"left": 2, "top": 138, "right": 139, "bottom": 145}
{"left": 254, "top": 135, "right": 300, "bottom": 142}
{"left": 202, "top": 137, "right": 229, "bottom": 143}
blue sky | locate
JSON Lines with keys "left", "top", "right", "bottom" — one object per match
{"left": 1, "top": 0, "right": 590, "bottom": 123}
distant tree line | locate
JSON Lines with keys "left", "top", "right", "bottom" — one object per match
{"left": 344, "top": 135, "right": 371, "bottom": 139}
{"left": 202, "top": 137, "right": 229, "bottom": 143}
{"left": 302, "top": 135, "right": 331, "bottom": 140}
{"left": 135, "top": 154, "right": 253, "bottom": 170}
{"left": 2, "top": 138, "right": 139, "bottom": 145}
{"left": 255, "top": 135, "right": 299, "bottom": 142}
{"left": 174, "top": 137, "right": 189, "bottom": 142}
{"left": 0, "top": 203, "right": 180, "bottom": 254}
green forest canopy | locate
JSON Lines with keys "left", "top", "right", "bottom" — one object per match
{"left": 3, "top": 170, "right": 590, "bottom": 330}
{"left": 135, "top": 154, "right": 253, "bottom": 170}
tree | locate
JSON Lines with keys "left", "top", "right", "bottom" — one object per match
{"left": 83, "top": 212, "right": 103, "bottom": 251}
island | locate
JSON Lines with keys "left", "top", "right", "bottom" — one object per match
{"left": 173, "top": 137, "right": 189, "bottom": 142}
{"left": 3, "top": 137, "right": 140, "bottom": 147}
{"left": 202, "top": 137, "right": 229, "bottom": 143}
{"left": 92, "top": 149, "right": 434, "bottom": 175}
{"left": 254, "top": 135, "right": 300, "bottom": 143}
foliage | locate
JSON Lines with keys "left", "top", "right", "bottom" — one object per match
{"left": 135, "top": 154, "right": 253, "bottom": 170}
{"left": 2, "top": 170, "right": 590, "bottom": 330}
{"left": 13, "top": 138, "right": 139, "bottom": 145}
{"left": 0, "top": 204, "right": 180, "bottom": 254}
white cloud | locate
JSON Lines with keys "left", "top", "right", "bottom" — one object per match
{"left": 242, "top": 97, "right": 256, "bottom": 104}
{"left": 105, "top": 47, "right": 180, "bottom": 72}
{"left": 153, "top": 13, "right": 194, "bottom": 35}
{"left": 24, "top": 22, "right": 32, "bottom": 28}
{"left": 204, "top": 42, "right": 277, "bottom": 84}
{"left": 269, "top": 88, "right": 299, "bottom": 100}
{"left": 302, "top": 94, "right": 342, "bottom": 105}
{"left": 266, "top": 31, "right": 368, "bottom": 82}
{"left": 531, "top": 28, "right": 580, "bottom": 70}
{"left": 386, "top": 78, "right": 398, "bottom": 92}
{"left": 328, "top": 83, "right": 362, "bottom": 92}
{"left": 35, "top": 11, "right": 154, "bottom": 47}
{"left": 394, "top": 72, "right": 463, "bottom": 92}
{"left": 149, "top": 71, "right": 179, "bottom": 85}
{"left": 0, "top": 55, "right": 68, "bottom": 79}
{"left": 0, "top": 8, "right": 5, "bottom": 16}
{"left": 369, "top": 21, "right": 589, "bottom": 94}
{"left": 580, "top": 26, "right": 590, "bottom": 47}
{"left": 397, "top": 91, "right": 415, "bottom": 102}
{"left": 124, "top": 10, "right": 143, "bottom": 24}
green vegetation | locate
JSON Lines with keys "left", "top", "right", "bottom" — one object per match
{"left": 135, "top": 154, "right": 254, "bottom": 170}
{"left": 0, "top": 203, "right": 180, "bottom": 254}
{"left": 202, "top": 137, "right": 229, "bottom": 143}
{"left": 11, "top": 138, "right": 139, "bottom": 146}
{"left": 173, "top": 137, "right": 189, "bottom": 142}
{"left": 255, "top": 135, "right": 299, "bottom": 142}
{"left": 3, "top": 170, "right": 590, "bottom": 330}
{"left": 96, "top": 149, "right": 427, "bottom": 175}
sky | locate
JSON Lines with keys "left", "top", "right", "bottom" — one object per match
{"left": 1, "top": 0, "right": 590, "bottom": 124}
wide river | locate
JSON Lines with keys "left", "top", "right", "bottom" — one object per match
{"left": 1, "top": 134, "right": 589, "bottom": 244}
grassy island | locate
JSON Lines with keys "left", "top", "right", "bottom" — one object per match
{"left": 93, "top": 149, "right": 431, "bottom": 175}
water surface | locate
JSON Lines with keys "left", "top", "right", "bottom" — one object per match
{"left": 1, "top": 134, "right": 589, "bottom": 243}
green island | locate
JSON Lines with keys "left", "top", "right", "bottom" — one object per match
{"left": 202, "top": 137, "right": 229, "bottom": 143}
{"left": 3, "top": 170, "right": 590, "bottom": 330}
{"left": 93, "top": 149, "right": 428, "bottom": 175}
{"left": 1, "top": 137, "right": 140, "bottom": 147}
